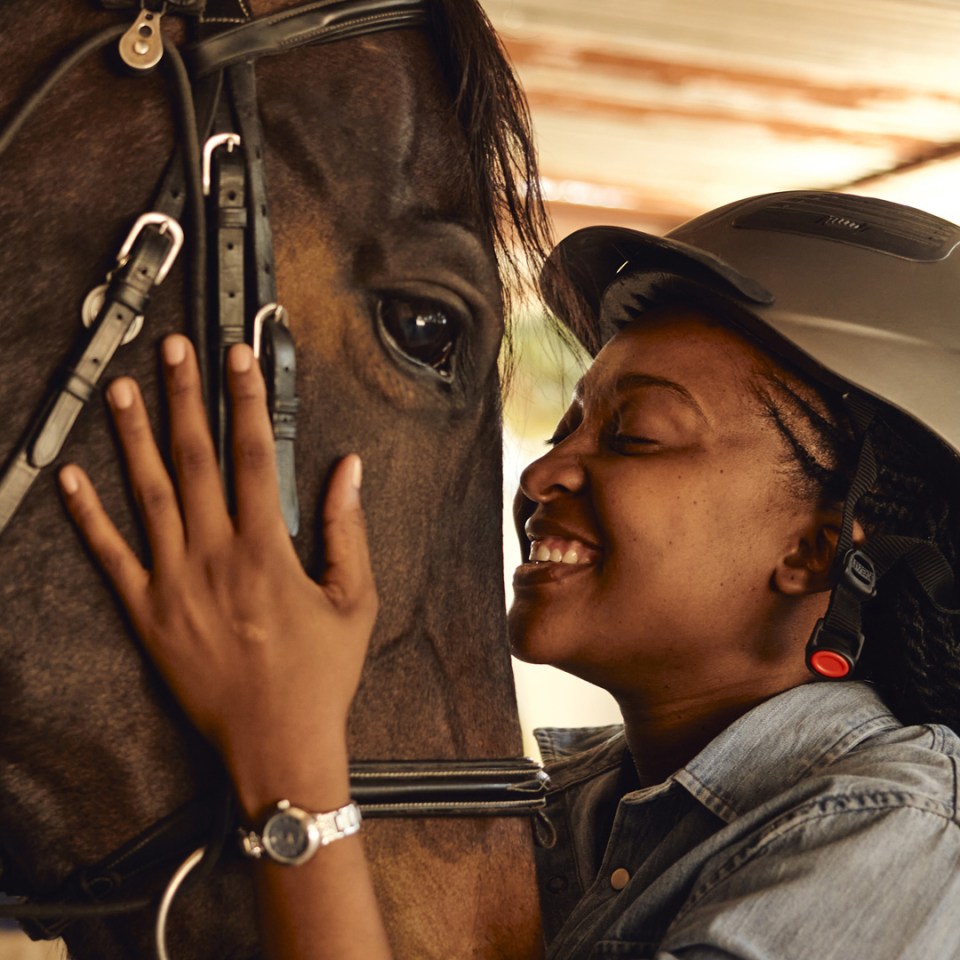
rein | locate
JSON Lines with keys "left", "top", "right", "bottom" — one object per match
{"left": 0, "top": 0, "right": 548, "bottom": 952}
{"left": 0, "top": 760, "right": 547, "bottom": 943}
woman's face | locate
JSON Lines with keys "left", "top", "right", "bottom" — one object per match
{"left": 508, "top": 307, "right": 823, "bottom": 697}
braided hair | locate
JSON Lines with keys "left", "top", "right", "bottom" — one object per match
{"left": 617, "top": 278, "right": 960, "bottom": 729}
{"left": 765, "top": 382, "right": 960, "bottom": 730}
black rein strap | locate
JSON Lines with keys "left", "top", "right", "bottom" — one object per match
{"left": 1, "top": 759, "right": 548, "bottom": 940}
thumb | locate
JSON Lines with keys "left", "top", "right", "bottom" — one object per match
{"left": 322, "top": 455, "right": 376, "bottom": 612}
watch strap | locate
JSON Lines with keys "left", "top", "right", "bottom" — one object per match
{"left": 240, "top": 800, "right": 362, "bottom": 864}
{"left": 313, "top": 800, "right": 363, "bottom": 847}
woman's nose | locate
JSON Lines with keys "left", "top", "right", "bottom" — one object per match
{"left": 518, "top": 439, "right": 586, "bottom": 504}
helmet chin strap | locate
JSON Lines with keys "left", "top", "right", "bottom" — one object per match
{"left": 806, "top": 397, "right": 960, "bottom": 679}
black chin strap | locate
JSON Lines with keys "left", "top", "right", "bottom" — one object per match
{"left": 806, "top": 397, "right": 960, "bottom": 679}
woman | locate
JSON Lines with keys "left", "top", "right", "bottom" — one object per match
{"left": 59, "top": 190, "right": 960, "bottom": 958}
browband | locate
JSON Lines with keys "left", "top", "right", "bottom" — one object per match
{"left": 189, "top": 0, "right": 430, "bottom": 77}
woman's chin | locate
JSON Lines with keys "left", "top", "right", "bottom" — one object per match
{"left": 508, "top": 604, "right": 572, "bottom": 666}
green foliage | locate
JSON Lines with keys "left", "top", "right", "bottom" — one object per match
{"left": 502, "top": 307, "right": 590, "bottom": 443}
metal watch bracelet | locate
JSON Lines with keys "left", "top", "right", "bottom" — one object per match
{"left": 240, "top": 799, "right": 363, "bottom": 866}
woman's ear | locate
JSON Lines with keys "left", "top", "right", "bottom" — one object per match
{"left": 773, "top": 510, "right": 866, "bottom": 597}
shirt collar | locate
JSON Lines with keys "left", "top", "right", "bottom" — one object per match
{"left": 675, "top": 681, "right": 901, "bottom": 822}
{"left": 536, "top": 682, "right": 902, "bottom": 823}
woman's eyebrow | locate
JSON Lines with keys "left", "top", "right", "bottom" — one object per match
{"left": 576, "top": 373, "right": 707, "bottom": 424}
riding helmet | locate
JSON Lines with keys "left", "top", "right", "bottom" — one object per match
{"left": 542, "top": 190, "right": 960, "bottom": 467}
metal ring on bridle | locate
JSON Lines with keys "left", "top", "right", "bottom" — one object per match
{"left": 154, "top": 845, "right": 206, "bottom": 960}
{"left": 80, "top": 284, "right": 143, "bottom": 344}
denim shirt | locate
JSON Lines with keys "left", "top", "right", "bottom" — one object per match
{"left": 534, "top": 682, "right": 960, "bottom": 959}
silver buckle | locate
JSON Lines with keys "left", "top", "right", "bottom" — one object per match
{"left": 252, "top": 302, "right": 288, "bottom": 359}
{"left": 115, "top": 212, "right": 184, "bottom": 286}
{"left": 202, "top": 133, "right": 242, "bottom": 196}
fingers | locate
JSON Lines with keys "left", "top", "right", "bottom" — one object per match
{"left": 105, "top": 376, "right": 186, "bottom": 566}
{"left": 227, "top": 344, "right": 285, "bottom": 542}
{"left": 59, "top": 464, "right": 150, "bottom": 609}
{"left": 161, "top": 336, "right": 230, "bottom": 545}
{"left": 321, "top": 455, "right": 377, "bottom": 616}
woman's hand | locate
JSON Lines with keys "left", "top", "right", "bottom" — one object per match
{"left": 59, "top": 334, "right": 377, "bottom": 817}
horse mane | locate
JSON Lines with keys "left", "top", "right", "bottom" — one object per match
{"left": 430, "top": 0, "right": 553, "bottom": 313}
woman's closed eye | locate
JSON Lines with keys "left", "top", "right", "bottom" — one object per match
{"left": 608, "top": 431, "right": 659, "bottom": 452}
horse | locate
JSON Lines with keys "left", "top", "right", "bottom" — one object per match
{"left": 0, "top": 1, "right": 552, "bottom": 956}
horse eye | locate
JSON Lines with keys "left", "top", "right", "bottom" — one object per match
{"left": 377, "top": 297, "right": 458, "bottom": 379}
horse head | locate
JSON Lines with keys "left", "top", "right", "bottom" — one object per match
{"left": 0, "top": 2, "right": 550, "bottom": 956}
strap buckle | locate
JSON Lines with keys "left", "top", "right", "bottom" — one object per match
{"left": 115, "top": 212, "right": 184, "bottom": 285}
{"left": 202, "top": 132, "right": 242, "bottom": 196}
{"left": 840, "top": 548, "right": 877, "bottom": 598}
{"left": 806, "top": 617, "right": 864, "bottom": 679}
{"left": 252, "top": 302, "right": 288, "bottom": 358}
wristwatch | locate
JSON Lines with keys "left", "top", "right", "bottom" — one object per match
{"left": 239, "top": 799, "right": 362, "bottom": 866}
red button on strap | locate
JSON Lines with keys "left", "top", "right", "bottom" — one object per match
{"left": 810, "top": 650, "right": 851, "bottom": 679}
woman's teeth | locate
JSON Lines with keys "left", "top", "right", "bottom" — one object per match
{"left": 528, "top": 541, "right": 592, "bottom": 565}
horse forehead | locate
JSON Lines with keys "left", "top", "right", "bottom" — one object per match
{"left": 257, "top": 30, "right": 469, "bottom": 217}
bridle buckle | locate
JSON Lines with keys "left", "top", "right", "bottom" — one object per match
{"left": 202, "top": 133, "right": 242, "bottom": 196}
{"left": 252, "top": 302, "right": 288, "bottom": 359}
{"left": 114, "top": 212, "right": 184, "bottom": 286}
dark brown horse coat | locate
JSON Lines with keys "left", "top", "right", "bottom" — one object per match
{"left": 0, "top": 2, "right": 549, "bottom": 956}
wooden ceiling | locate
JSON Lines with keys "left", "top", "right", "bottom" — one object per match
{"left": 483, "top": 0, "right": 960, "bottom": 240}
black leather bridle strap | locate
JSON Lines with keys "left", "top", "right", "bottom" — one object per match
{"left": 0, "top": 32, "right": 204, "bottom": 540}
{"left": 228, "top": 61, "right": 301, "bottom": 534}
{"left": 207, "top": 94, "right": 248, "bottom": 502}
{"left": 188, "top": 0, "right": 430, "bottom": 77}
{"left": 201, "top": 60, "right": 301, "bottom": 534}
{"left": 256, "top": 314, "right": 300, "bottom": 534}
{"left": 0, "top": 217, "right": 184, "bottom": 534}
{"left": 1, "top": 792, "right": 224, "bottom": 940}
{"left": 0, "top": 758, "right": 548, "bottom": 937}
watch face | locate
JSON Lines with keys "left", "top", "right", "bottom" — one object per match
{"left": 264, "top": 812, "right": 310, "bottom": 861}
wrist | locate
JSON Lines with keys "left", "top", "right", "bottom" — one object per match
{"left": 226, "top": 738, "right": 352, "bottom": 823}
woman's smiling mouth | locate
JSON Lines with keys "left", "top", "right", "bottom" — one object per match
{"left": 514, "top": 537, "right": 599, "bottom": 589}
{"left": 527, "top": 537, "right": 595, "bottom": 565}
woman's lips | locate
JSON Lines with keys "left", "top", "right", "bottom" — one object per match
{"left": 513, "top": 536, "right": 599, "bottom": 588}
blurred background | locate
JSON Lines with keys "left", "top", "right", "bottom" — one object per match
{"left": 493, "top": 0, "right": 960, "bottom": 747}
{"left": 5, "top": 0, "right": 960, "bottom": 955}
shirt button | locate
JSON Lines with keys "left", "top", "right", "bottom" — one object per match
{"left": 546, "top": 875, "right": 569, "bottom": 894}
{"left": 610, "top": 867, "right": 630, "bottom": 891}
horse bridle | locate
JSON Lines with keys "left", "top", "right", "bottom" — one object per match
{"left": 0, "top": 1, "right": 548, "bottom": 951}
{"left": 0, "top": 0, "right": 440, "bottom": 538}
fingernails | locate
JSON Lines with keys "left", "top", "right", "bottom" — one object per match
{"left": 59, "top": 466, "right": 80, "bottom": 495}
{"left": 230, "top": 345, "right": 253, "bottom": 373}
{"left": 343, "top": 455, "right": 362, "bottom": 506}
{"left": 109, "top": 379, "right": 135, "bottom": 410}
{"left": 163, "top": 336, "right": 186, "bottom": 366}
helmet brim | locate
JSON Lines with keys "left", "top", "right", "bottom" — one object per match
{"left": 540, "top": 192, "right": 960, "bottom": 465}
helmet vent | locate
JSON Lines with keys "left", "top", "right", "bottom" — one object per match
{"left": 822, "top": 215, "right": 864, "bottom": 232}
{"left": 733, "top": 192, "right": 960, "bottom": 262}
